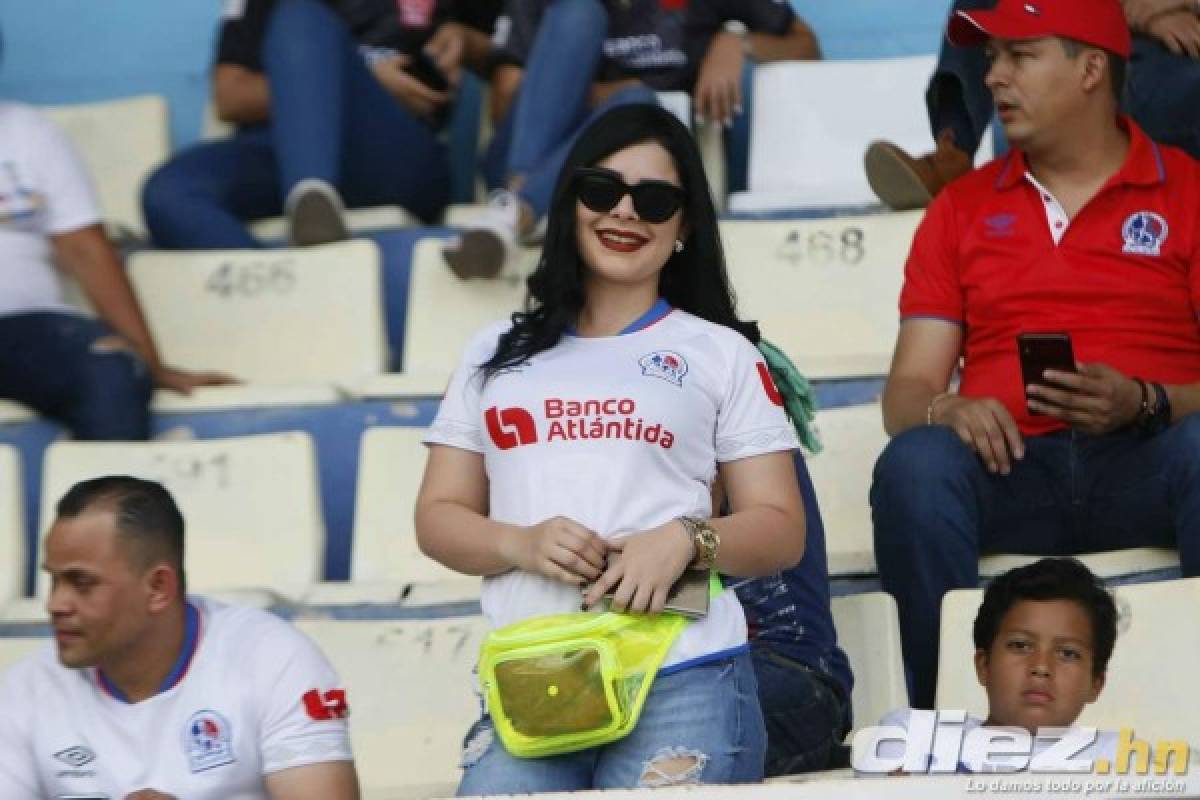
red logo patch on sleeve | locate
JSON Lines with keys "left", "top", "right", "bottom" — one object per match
{"left": 302, "top": 688, "right": 349, "bottom": 720}
{"left": 755, "top": 363, "right": 785, "bottom": 407}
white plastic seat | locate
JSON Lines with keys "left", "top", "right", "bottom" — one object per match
{"left": 41, "top": 95, "right": 169, "bottom": 235}
{"left": 731, "top": 56, "right": 934, "bottom": 211}
{"left": 35, "top": 433, "right": 324, "bottom": 601}
{"left": 0, "top": 636, "right": 47, "bottom": 675}
{"left": 0, "top": 400, "right": 35, "bottom": 425}
{"left": 980, "top": 549, "right": 1180, "bottom": 580}
{"left": 805, "top": 403, "right": 888, "bottom": 576}
{"left": 128, "top": 240, "right": 387, "bottom": 400}
{"left": 352, "top": 237, "right": 534, "bottom": 399}
{"left": 249, "top": 206, "right": 417, "bottom": 242}
{"left": 351, "top": 427, "right": 478, "bottom": 584}
{"left": 0, "top": 446, "right": 24, "bottom": 607}
{"left": 937, "top": 577, "right": 1200, "bottom": 746}
{"left": 719, "top": 213, "right": 920, "bottom": 379}
{"left": 728, "top": 56, "right": 991, "bottom": 213}
{"left": 831, "top": 591, "right": 908, "bottom": 733}
{"left": 294, "top": 615, "right": 486, "bottom": 794}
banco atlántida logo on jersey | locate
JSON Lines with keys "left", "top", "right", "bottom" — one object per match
{"left": 485, "top": 397, "right": 676, "bottom": 451}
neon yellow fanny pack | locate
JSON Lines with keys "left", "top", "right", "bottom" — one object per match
{"left": 478, "top": 573, "right": 721, "bottom": 758}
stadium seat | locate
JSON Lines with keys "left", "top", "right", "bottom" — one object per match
{"left": 305, "top": 426, "right": 481, "bottom": 604}
{"left": 128, "top": 240, "right": 387, "bottom": 403}
{"left": 728, "top": 56, "right": 990, "bottom": 213}
{"left": 0, "top": 446, "right": 24, "bottom": 607}
{"left": 40, "top": 95, "right": 169, "bottom": 236}
{"left": 719, "top": 213, "right": 919, "bottom": 379}
{"left": 980, "top": 549, "right": 1181, "bottom": 581}
{"left": 249, "top": 206, "right": 418, "bottom": 242}
{"left": 0, "top": 636, "right": 48, "bottom": 675}
{"left": 936, "top": 578, "right": 1200, "bottom": 747}
{"left": 831, "top": 591, "right": 908, "bottom": 733}
{"left": 804, "top": 403, "right": 887, "bottom": 576}
{"left": 0, "top": 400, "right": 35, "bottom": 425}
{"left": 350, "top": 427, "right": 477, "bottom": 586}
{"left": 353, "top": 237, "right": 535, "bottom": 399}
{"left": 294, "top": 614, "right": 486, "bottom": 795}
{"left": 33, "top": 433, "right": 325, "bottom": 602}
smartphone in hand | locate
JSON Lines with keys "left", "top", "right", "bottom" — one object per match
{"left": 1017, "top": 332, "right": 1076, "bottom": 415}
{"left": 405, "top": 49, "right": 450, "bottom": 92}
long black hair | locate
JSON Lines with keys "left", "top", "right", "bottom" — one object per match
{"left": 481, "top": 103, "right": 758, "bottom": 376}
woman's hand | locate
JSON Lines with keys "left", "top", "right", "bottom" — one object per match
{"left": 582, "top": 520, "right": 694, "bottom": 614}
{"left": 501, "top": 516, "right": 609, "bottom": 586}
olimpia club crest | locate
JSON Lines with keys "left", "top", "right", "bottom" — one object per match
{"left": 1121, "top": 211, "right": 1168, "bottom": 256}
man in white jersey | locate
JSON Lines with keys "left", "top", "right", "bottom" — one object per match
{"left": 0, "top": 476, "right": 359, "bottom": 799}
{"left": 0, "top": 95, "right": 230, "bottom": 439}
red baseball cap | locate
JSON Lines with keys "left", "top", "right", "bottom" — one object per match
{"left": 947, "top": 0, "right": 1131, "bottom": 59}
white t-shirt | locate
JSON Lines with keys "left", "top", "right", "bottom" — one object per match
{"left": 0, "top": 597, "right": 353, "bottom": 799}
{"left": 0, "top": 101, "right": 101, "bottom": 317}
{"left": 425, "top": 310, "right": 800, "bottom": 667}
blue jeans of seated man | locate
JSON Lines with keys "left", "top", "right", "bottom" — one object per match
{"left": 481, "top": 0, "right": 660, "bottom": 218}
{"left": 752, "top": 649, "right": 852, "bottom": 776}
{"left": 141, "top": 0, "right": 449, "bottom": 250}
{"left": 0, "top": 312, "right": 152, "bottom": 440}
{"left": 1125, "top": 35, "right": 1200, "bottom": 159}
{"left": 871, "top": 420, "right": 1200, "bottom": 710}
{"left": 925, "top": 0, "right": 997, "bottom": 155}
{"left": 456, "top": 652, "right": 765, "bottom": 794}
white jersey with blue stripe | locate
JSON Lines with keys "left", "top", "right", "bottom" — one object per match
{"left": 426, "top": 307, "right": 800, "bottom": 668}
{"left": 0, "top": 597, "right": 353, "bottom": 799}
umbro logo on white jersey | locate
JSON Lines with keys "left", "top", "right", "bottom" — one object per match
{"left": 53, "top": 745, "right": 96, "bottom": 768}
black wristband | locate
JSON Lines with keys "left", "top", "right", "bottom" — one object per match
{"left": 1132, "top": 377, "right": 1150, "bottom": 426}
{"left": 1136, "top": 380, "right": 1172, "bottom": 436}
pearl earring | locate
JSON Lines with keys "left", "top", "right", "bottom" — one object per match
{"left": 674, "top": 239, "right": 684, "bottom": 253}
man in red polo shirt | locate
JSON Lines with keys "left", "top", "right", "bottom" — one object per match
{"left": 870, "top": 0, "right": 1200, "bottom": 710}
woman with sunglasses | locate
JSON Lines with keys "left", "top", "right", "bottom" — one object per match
{"left": 415, "top": 103, "right": 806, "bottom": 793}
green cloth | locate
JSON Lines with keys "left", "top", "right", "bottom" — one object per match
{"left": 756, "top": 339, "right": 821, "bottom": 454}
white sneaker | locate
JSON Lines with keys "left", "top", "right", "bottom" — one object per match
{"left": 285, "top": 178, "right": 348, "bottom": 247}
{"left": 442, "top": 189, "right": 521, "bottom": 279}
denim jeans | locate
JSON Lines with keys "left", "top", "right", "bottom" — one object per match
{"left": 926, "top": 0, "right": 997, "bottom": 154}
{"left": 870, "top": 420, "right": 1200, "bottom": 709}
{"left": 0, "top": 312, "right": 152, "bottom": 440}
{"left": 752, "top": 649, "right": 851, "bottom": 776}
{"left": 1124, "top": 35, "right": 1200, "bottom": 159}
{"left": 142, "top": 0, "right": 450, "bottom": 249}
{"left": 456, "top": 652, "right": 765, "bottom": 794}
{"left": 481, "top": 0, "right": 659, "bottom": 218}
{"left": 736, "top": 452, "right": 853, "bottom": 776}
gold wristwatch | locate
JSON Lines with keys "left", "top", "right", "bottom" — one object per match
{"left": 680, "top": 516, "right": 720, "bottom": 571}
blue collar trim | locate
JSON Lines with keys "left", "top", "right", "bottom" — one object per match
{"left": 98, "top": 602, "right": 199, "bottom": 703}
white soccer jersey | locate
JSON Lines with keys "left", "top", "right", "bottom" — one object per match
{"left": 0, "top": 102, "right": 101, "bottom": 317}
{"left": 0, "top": 598, "right": 353, "bottom": 799}
{"left": 426, "top": 309, "right": 800, "bottom": 667}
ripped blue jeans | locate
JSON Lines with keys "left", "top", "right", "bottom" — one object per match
{"left": 0, "top": 311, "right": 151, "bottom": 439}
{"left": 456, "top": 651, "right": 765, "bottom": 794}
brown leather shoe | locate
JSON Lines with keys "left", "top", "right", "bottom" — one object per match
{"left": 864, "top": 129, "right": 972, "bottom": 211}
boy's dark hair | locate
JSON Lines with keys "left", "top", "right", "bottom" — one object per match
{"left": 973, "top": 557, "right": 1117, "bottom": 677}
{"left": 57, "top": 475, "right": 187, "bottom": 595}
